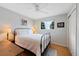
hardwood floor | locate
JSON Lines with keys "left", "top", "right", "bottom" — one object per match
{"left": 49, "top": 44, "right": 72, "bottom": 56}
{"left": 18, "top": 44, "right": 71, "bottom": 56}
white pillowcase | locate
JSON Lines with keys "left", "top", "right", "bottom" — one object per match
{"left": 16, "top": 29, "right": 33, "bottom": 37}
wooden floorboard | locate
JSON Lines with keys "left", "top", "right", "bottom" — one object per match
{"left": 49, "top": 44, "right": 72, "bottom": 56}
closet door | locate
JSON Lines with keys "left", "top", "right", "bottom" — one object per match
{"left": 68, "top": 9, "right": 76, "bottom": 56}
{"left": 77, "top": 4, "right": 79, "bottom": 56}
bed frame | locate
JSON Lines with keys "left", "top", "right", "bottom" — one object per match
{"left": 40, "top": 33, "right": 51, "bottom": 55}
{"left": 14, "top": 28, "right": 51, "bottom": 56}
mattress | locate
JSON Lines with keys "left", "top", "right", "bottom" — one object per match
{"left": 15, "top": 34, "right": 50, "bottom": 56}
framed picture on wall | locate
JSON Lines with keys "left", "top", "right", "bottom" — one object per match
{"left": 21, "top": 19, "right": 27, "bottom": 25}
{"left": 57, "top": 22, "right": 64, "bottom": 28}
{"left": 50, "top": 22, "right": 54, "bottom": 29}
{"left": 41, "top": 22, "right": 45, "bottom": 29}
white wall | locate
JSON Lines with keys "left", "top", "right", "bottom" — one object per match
{"left": 67, "top": 4, "right": 77, "bottom": 56}
{"left": 34, "top": 14, "right": 68, "bottom": 47}
{"left": 0, "top": 7, "right": 34, "bottom": 31}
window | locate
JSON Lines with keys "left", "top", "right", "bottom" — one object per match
{"left": 45, "top": 21, "right": 52, "bottom": 29}
{"left": 41, "top": 21, "right": 54, "bottom": 29}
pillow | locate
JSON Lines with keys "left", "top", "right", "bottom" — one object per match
{"left": 15, "top": 28, "right": 32, "bottom": 37}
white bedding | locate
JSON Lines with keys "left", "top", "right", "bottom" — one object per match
{"left": 15, "top": 28, "right": 50, "bottom": 56}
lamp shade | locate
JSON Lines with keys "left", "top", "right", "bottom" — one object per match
{"left": 32, "top": 26, "right": 36, "bottom": 34}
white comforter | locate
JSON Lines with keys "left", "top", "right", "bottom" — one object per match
{"left": 15, "top": 34, "right": 50, "bottom": 56}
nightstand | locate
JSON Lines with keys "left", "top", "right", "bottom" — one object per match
{"left": 7, "top": 33, "right": 15, "bottom": 43}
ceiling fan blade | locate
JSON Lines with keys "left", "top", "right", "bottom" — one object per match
{"left": 33, "top": 3, "right": 48, "bottom": 14}
{"left": 32, "top": 3, "right": 39, "bottom": 11}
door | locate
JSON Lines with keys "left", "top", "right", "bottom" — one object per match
{"left": 68, "top": 9, "right": 76, "bottom": 56}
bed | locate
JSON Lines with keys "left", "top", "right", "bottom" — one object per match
{"left": 14, "top": 28, "right": 51, "bottom": 56}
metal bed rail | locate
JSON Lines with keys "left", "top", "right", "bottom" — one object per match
{"left": 40, "top": 32, "right": 51, "bottom": 55}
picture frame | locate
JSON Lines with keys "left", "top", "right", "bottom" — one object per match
{"left": 21, "top": 19, "right": 27, "bottom": 25}
{"left": 50, "top": 22, "right": 54, "bottom": 29}
{"left": 57, "top": 22, "right": 64, "bottom": 28}
{"left": 41, "top": 22, "right": 45, "bottom": 29}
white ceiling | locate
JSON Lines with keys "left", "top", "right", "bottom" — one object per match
{"left": 0, "top": 3, "right": 73, "bottom": 19}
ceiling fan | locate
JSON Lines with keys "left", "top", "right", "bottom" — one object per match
{"left": 33, "top": 3, "right": 48, "bottom": 14}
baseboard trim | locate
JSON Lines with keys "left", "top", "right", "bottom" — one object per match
{"left": 51, "top": 42, "right": 67, "bottom": 48}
